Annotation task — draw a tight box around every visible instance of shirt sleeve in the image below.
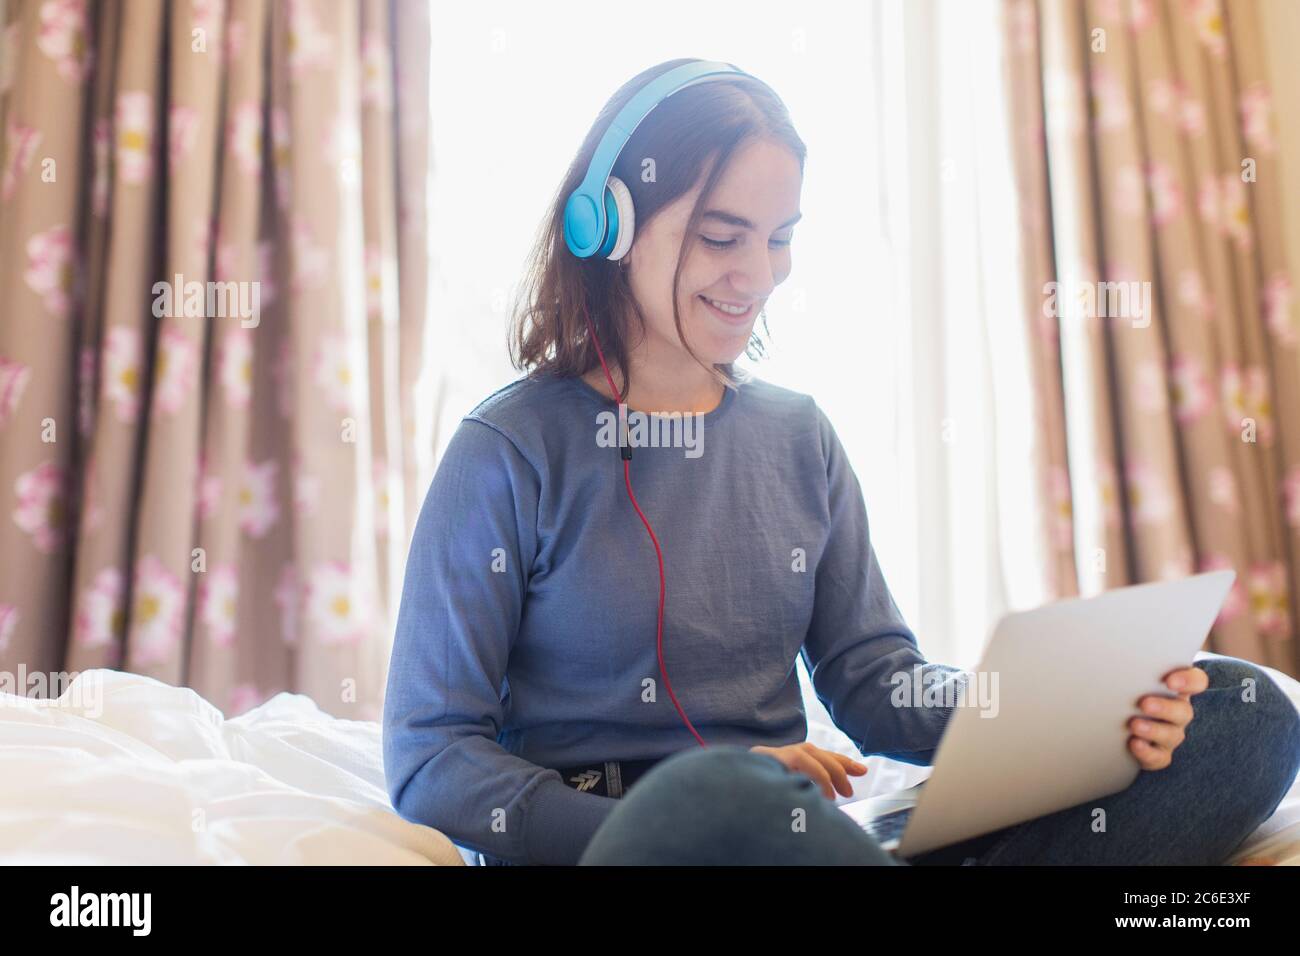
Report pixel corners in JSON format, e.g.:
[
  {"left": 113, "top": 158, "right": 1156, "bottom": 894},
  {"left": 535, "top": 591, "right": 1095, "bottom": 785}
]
[
  {"left": 800, "top": 406, "right": 970, "bottom": 766},
  {"left": 382, "top": 417, "right": 619, "bottom": 865}
]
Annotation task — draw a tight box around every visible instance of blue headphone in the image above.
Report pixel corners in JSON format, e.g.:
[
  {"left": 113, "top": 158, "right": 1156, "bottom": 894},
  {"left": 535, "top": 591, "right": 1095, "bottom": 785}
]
[{"left": 562, "top": 60, "right": 780, "bottom": 261}]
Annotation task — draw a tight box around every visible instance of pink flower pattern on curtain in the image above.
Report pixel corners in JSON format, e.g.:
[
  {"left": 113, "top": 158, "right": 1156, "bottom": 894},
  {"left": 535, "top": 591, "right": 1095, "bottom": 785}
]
[
  {"left": 1004, "top": 0, "right": 1299, "bottom": 676},
  {"left": 0, "top": 0, "right": 432, "bottom": 717}
]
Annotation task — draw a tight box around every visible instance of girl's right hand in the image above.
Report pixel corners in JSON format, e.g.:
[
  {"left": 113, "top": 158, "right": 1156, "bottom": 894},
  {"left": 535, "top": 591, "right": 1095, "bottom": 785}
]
[{"left": 749, "top": 742, "right": 868, "bottom": 800}]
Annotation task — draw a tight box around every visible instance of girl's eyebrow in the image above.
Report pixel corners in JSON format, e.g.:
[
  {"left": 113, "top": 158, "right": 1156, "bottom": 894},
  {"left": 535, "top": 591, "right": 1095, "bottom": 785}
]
[{"left": 702, "top": 209, "right": 803, "bottom": 230}]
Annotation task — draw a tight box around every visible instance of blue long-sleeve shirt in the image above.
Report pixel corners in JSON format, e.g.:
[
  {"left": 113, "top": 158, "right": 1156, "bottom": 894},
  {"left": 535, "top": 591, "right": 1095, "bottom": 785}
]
[{"left": 382, "top": 370, "right": 967, "bottom": 865}]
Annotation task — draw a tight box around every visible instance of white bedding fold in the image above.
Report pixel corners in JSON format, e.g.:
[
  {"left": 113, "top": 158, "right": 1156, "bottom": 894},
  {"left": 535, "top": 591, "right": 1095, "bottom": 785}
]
[{"left": 0, "top": 669, "right": 464, "bottom": 865}]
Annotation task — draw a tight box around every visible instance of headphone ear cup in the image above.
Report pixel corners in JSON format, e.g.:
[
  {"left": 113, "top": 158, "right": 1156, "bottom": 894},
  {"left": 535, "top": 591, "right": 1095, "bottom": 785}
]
[{"left": 604, "top": 175, "right": 636, "bottom": 261}]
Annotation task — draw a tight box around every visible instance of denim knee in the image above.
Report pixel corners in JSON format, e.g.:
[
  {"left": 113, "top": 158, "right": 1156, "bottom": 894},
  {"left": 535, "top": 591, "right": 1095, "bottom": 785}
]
[
  {"left": 578, "top": 745, "right": 798, "bottom": 865},
  {"left": 1197, "top": 657, "right": 1299, "bottom": 719},
  {"left": 1194, "top": 656, "right": 1300, "bottom": 805},
  {"left": 582, "top": 743, "right": 893, "bottom": 866},
  {"left": 634, "top": 745, "right": 783, "bottom": 799}
]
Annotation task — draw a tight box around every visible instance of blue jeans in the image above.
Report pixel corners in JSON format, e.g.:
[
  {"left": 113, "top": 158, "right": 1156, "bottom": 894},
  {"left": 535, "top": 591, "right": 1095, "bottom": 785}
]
[{"left": 578, "top": 657, "right": 1300, "bottom": 865}]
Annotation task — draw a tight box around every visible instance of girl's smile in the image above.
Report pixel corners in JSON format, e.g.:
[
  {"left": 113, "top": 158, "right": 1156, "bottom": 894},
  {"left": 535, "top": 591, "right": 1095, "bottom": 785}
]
[{"left": 697, "top": 293, "right": 758, "bottom": 327}]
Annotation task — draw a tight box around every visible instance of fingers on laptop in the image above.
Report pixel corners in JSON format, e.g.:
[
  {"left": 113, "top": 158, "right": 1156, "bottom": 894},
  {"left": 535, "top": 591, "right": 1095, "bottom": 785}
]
[
  {"left": 755, "top": 743, "right": 868, "bottom": 800},
  {"left": 798, "top": 748, "right": 861, "bottom": 800},
  {"left": 1163, "top": 665, "right": 1209, "bottom": 696},
  {"left": 1128, "top": 734, "right": 1174, "bottom": 770},
  {"left": 1129, "top": 714, "right": 1186, "bottom": 750},
  {"left": 1128, "top": 698, "right": 1188, "bottom": 769},
  {"left": 1138, "top": 693, "right": 1193, "bottom": 727}
]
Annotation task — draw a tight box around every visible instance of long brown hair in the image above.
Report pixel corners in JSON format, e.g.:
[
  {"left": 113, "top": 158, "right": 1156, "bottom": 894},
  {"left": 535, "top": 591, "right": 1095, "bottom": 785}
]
[{"left": 508, "top": 58, "right": 806, "bottom": 396}]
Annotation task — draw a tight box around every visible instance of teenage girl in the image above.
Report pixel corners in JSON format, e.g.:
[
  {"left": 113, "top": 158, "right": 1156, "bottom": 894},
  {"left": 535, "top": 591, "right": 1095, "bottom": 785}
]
[{"left": 382, "top": 59, "right": 1300, "bottom": 866}]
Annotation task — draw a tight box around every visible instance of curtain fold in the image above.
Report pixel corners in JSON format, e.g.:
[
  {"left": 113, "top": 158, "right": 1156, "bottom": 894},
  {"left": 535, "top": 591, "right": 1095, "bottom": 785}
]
[
  {"left": 884, "top": 0, "right": 1058, "bottom": 667},
  {"left": 0, "top": 0, "right": 431, "bottom": 716},
  {"left": 1004, "top": 0, "right": 1299, "bottom": 676}
]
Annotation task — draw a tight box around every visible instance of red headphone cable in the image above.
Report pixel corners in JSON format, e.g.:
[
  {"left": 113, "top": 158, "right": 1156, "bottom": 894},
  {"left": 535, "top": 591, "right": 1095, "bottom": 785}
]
[{"left": 579, "top": 296, "right": 708, "bottom": 749}]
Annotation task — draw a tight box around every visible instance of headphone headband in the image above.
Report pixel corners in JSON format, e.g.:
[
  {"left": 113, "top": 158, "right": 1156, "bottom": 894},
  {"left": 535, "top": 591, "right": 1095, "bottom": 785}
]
[{"left": 563, "top": 60, "right": 780, "bottom": 259}]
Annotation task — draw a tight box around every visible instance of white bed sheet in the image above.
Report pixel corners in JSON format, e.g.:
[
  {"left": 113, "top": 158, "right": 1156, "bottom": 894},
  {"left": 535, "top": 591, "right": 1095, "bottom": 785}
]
[{"left": 0, "top": 668, "right": 464, "bottom": 865}]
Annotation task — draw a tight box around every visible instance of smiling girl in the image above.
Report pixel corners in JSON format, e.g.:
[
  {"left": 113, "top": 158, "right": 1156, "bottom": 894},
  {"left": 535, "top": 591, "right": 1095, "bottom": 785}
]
[{"left": 382, "top": 59, "right": 1300, "bottom": 867}]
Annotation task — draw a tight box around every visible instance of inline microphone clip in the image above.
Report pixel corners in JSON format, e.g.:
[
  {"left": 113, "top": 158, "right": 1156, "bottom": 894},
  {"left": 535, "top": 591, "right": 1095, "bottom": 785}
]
[{"left": 618, "top": 402, "right": 632, "bottom": 460}]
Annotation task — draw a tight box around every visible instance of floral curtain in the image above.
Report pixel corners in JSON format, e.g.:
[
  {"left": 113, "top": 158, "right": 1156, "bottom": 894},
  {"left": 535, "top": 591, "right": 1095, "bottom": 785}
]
[
  {"left": 1004, "top": 0, "right": 1299, "bottom": 676},
  {"left": 0, "top": 0, "right": 431, "bottom": 717}
]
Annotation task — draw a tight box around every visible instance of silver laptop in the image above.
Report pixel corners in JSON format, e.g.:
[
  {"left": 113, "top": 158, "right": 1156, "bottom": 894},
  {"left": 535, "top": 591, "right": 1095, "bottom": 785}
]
[{"left": 838, "top": 570, "right": 1236, "bottom": 860}]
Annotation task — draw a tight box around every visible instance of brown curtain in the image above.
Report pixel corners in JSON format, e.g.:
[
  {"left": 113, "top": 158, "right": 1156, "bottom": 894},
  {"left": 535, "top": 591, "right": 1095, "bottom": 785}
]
[
  {"left": 1004, "top": 0, "right": 1299, "bottom": 676},
  {"left": 0, "top": 0, "right": 431, "bottom": 717}
]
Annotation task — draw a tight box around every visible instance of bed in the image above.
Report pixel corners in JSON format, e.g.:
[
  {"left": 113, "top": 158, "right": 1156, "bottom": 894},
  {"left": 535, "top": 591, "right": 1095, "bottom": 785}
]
[
  {"left": 0, "top": 650, "right": 1296, "bottom": 865},
  {"left": 0, "top": 669, "right": 465, "bottom": 865}
]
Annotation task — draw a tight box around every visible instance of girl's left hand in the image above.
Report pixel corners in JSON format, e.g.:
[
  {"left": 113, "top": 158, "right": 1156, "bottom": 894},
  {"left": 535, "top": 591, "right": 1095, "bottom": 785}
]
[{"left": 1129, "top": 665, "right": 1209, "bottom": 770}]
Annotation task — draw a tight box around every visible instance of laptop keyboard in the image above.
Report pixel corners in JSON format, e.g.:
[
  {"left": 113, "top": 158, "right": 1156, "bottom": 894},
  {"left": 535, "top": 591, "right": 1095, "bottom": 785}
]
[{"left": 862, "top": 806, "right": 913, "bottom": 845}]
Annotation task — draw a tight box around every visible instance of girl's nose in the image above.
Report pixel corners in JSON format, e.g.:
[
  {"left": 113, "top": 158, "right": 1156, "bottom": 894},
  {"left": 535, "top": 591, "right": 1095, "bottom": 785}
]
[{"left": 734, "top": 247, "right": 776, "bottom": 300}]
